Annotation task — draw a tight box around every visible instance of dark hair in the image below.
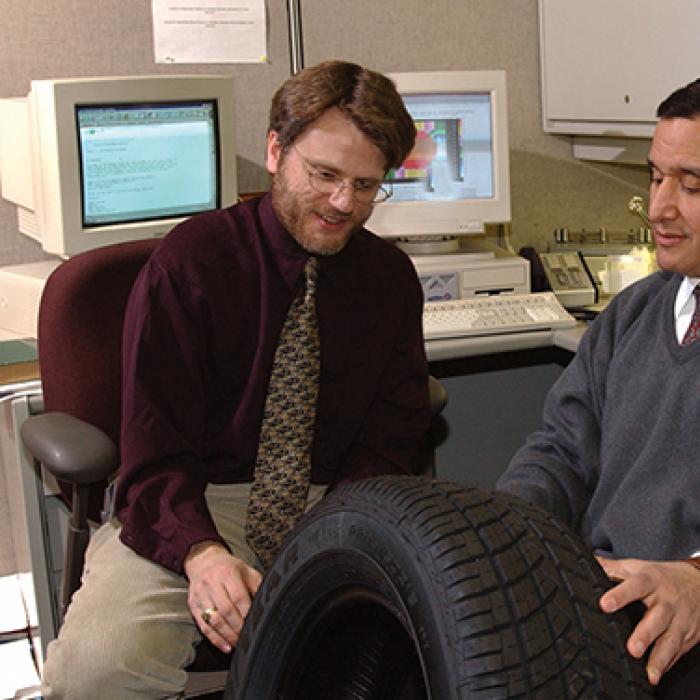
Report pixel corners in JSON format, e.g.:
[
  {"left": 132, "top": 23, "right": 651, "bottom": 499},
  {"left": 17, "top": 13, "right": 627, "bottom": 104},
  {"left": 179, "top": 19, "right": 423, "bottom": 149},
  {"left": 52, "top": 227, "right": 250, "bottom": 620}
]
[
  {"left": 268, "top": 60, "right": 416, "bottom": 171},
  {"left": 657, "top": 78, "right": 700, "bottom": 119}
]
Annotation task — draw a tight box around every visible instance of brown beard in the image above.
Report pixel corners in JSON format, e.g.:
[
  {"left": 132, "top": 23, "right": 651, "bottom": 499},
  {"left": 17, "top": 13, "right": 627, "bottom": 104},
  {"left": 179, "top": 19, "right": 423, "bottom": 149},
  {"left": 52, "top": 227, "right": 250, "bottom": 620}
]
[{"left": 270, "top": 166, "right": 369, "bottom": 256}]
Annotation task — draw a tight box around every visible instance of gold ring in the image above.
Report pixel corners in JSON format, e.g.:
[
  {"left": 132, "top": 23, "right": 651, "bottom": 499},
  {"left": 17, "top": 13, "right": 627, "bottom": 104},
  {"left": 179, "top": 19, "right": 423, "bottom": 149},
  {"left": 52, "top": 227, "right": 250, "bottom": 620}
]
[{"left": 201, "top": 607, "right": 217, "bottom": 625}]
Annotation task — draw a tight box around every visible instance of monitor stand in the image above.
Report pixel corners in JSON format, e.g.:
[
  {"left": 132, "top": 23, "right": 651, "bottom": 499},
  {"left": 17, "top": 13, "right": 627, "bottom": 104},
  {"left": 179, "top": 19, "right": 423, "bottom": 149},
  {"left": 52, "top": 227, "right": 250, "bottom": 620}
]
[
  {"left": 394, "top": 235, "right": 461, "bottom": 256},
  {"left": 394, "top": 235, "right": 500, "bottom": 260}
]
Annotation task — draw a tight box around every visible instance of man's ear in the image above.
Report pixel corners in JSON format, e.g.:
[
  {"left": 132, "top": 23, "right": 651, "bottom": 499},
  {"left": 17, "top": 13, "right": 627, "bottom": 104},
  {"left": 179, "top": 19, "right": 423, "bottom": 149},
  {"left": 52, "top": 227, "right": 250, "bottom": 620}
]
[{"left": 266, "top": 131, "right": 283, "bottom": 175}]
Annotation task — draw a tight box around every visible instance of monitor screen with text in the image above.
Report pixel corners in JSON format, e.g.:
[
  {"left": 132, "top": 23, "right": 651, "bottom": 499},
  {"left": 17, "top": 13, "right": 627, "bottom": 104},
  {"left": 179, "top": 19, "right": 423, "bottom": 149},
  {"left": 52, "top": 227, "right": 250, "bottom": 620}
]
[{"left": 76, "top": 101, "right": 220, "bottom": 227}]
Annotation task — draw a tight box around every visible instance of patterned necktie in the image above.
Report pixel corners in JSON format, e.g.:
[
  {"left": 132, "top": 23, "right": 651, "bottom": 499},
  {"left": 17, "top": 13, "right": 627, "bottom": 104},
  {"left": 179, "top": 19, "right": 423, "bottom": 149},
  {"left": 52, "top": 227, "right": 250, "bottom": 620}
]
[
  {"left": 245, "top": 257, "right": 320, "bottom": 567},
  {"left": 681, "top": 285, "right": 700, "bottom": 346}
]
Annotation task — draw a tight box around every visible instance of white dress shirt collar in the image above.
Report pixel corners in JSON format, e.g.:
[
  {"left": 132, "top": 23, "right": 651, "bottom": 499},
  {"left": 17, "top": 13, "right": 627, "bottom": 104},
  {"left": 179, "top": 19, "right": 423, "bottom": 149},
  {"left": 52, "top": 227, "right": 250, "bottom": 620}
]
[{"left": 675, "top": 276, "right": 700, "bottom": 344}]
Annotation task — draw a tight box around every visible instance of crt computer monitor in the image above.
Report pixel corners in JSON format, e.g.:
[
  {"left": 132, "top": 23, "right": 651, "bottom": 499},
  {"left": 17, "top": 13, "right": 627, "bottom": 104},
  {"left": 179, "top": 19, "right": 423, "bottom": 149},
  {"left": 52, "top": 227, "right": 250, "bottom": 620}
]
[
  {"left": 0, "top": 74, "right": 237, "bottom": 257},
  {"left": 366, "top": 70, "right": 511, "bottom": 240}
]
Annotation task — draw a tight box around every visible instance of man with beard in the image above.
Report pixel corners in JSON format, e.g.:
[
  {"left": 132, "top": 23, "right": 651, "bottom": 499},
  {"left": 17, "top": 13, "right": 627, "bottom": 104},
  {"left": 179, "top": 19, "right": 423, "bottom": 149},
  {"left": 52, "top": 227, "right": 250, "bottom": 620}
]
[
  {"left": 497, "top": 77, "right": 700, "bottom": 698},
  {"left": 42, "top": 60, "right": 430, "bottom": 699}
]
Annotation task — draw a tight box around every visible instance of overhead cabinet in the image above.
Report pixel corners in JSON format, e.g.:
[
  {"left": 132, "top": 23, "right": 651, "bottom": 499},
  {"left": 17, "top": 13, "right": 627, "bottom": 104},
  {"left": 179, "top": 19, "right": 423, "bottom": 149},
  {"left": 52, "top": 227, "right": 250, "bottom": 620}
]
[{"left": 539, "top": 0, "right": 700, "bottom": 137}]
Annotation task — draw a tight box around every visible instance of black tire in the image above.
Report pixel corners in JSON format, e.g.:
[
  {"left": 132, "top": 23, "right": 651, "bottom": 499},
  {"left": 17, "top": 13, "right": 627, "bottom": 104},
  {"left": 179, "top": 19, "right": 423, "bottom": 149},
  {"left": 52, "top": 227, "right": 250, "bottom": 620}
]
[{"left": 226, "top": 476, "right": 652, "bottom": 699}]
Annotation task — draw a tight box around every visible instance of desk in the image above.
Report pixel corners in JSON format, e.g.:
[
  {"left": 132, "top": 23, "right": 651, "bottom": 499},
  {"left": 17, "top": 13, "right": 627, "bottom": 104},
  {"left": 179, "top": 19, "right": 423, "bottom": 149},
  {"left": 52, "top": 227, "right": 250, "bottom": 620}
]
[{"left": 427, "top": 323, "right": 586, "bottom": 490}]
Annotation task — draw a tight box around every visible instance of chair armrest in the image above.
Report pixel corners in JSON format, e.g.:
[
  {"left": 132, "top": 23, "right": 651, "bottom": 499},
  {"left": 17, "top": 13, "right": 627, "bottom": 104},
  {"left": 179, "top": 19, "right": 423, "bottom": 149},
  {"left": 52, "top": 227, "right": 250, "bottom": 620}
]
[
  {"left": 20, "top": 411, "right": 119, "bottom": 485},
  {"left": 428, "top": 375, "right": 448, "bottom": 417}
]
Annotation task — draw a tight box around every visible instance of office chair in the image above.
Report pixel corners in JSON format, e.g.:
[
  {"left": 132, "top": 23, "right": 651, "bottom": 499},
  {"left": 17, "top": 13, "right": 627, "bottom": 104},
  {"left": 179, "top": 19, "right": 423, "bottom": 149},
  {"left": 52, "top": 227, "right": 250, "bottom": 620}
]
[{"left": 18, "top": 237, "right": 447, "bottom": 696}]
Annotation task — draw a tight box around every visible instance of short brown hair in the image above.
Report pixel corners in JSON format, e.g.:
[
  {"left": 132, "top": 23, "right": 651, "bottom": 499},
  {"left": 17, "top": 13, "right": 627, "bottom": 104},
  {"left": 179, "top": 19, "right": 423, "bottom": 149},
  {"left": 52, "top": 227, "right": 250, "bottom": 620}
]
[{"left": 268, "top": 60, "right": 416, "bottom": 171}]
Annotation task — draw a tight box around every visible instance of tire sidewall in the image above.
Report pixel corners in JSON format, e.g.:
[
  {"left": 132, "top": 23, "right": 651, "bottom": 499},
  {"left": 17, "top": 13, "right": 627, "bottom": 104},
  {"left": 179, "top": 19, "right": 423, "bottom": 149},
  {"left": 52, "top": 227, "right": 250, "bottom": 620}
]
[{"left": 230, "top": 489, "right": 457, "bottom": 698}]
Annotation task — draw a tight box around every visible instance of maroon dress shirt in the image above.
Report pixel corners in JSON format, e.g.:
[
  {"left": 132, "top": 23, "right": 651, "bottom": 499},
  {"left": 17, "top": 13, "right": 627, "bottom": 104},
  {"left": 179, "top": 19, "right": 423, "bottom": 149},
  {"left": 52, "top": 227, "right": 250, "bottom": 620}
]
[{"left": 115, "top": 193, "right": 430, "bottom": 573}]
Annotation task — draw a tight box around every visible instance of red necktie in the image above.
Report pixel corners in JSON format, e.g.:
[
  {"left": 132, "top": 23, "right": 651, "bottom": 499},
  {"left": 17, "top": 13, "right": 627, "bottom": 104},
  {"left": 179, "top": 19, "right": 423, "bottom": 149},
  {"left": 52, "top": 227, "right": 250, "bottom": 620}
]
[{"left": 681, "top": 286, "right": 700, "bottom": 346}]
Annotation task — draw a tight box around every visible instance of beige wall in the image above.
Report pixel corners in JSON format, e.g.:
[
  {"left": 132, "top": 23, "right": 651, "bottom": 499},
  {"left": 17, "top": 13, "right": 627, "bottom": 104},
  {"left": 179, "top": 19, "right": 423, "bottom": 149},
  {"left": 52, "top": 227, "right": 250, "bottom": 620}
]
[{"left": 0, "top": 0, "right": 648, "bottom": 265}]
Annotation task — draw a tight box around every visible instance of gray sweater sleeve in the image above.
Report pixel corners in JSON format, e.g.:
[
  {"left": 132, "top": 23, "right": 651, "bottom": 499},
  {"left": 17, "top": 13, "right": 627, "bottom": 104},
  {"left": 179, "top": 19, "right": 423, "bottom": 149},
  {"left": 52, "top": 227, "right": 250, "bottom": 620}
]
[
  {"left": 495, "top": 322, "right": 605, "bottom": 529},
  {"left": 495, "top": 272, "right": 672, "bottom": 530}
]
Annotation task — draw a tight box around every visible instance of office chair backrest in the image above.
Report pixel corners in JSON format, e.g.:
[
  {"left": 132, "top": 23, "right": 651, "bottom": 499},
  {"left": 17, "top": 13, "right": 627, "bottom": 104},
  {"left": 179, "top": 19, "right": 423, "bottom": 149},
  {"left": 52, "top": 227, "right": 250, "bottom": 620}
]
[
  {"left": 37, "top": 239, "right": 160, "bottom": 515},
  {"left": 39, "top": 239, "right": 161, "bottom": 442}
]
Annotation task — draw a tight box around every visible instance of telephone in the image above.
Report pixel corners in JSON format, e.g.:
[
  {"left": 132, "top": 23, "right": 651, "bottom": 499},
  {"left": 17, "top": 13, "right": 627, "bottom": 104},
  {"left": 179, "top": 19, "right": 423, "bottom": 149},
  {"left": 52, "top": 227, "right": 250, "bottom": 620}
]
[{"left": 519, "top": 248, "right": 597, "bottom": 309}]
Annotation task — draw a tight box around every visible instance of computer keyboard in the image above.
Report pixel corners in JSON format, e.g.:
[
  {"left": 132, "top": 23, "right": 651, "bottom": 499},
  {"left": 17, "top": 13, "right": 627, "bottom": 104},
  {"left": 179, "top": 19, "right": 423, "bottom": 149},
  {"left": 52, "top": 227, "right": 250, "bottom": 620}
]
[{"left": 423, "top": 292, "right": 576, "bottom": 340}]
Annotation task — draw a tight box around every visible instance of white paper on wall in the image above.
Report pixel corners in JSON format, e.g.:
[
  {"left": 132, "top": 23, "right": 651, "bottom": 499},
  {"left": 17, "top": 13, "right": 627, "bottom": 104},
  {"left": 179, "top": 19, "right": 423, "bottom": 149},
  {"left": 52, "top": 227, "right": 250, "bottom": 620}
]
[{"left": 152, "top": 0, "right": 268, "bottom": 64}]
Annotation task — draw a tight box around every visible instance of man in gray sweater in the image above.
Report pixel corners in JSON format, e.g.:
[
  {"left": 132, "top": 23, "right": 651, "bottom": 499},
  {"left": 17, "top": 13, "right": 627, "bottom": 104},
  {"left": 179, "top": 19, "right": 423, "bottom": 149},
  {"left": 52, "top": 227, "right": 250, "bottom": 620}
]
[{"left": 497, "top": 78, "right": 700, "bottom": 695}]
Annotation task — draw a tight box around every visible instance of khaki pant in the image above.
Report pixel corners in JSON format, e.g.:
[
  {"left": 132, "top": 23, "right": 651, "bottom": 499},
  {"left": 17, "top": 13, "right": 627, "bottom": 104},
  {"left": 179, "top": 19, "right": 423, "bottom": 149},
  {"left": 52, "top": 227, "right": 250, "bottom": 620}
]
[{"left": 41, "top": 482, "right": 326, "bottom": 699}]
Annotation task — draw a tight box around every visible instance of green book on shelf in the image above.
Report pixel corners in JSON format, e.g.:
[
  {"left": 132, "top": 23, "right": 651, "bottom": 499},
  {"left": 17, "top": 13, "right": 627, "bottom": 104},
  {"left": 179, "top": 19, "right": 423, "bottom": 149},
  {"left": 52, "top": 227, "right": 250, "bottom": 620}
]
[{"left": 0, "top": 340, "right": 37, "bottom": 366}]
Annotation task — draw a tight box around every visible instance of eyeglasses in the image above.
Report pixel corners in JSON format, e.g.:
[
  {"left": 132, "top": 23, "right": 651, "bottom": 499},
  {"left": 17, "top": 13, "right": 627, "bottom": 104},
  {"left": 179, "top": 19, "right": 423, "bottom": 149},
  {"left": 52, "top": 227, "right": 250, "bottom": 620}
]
[{"left": 292, "top": 146, "right": 392, "bottom": 204}]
